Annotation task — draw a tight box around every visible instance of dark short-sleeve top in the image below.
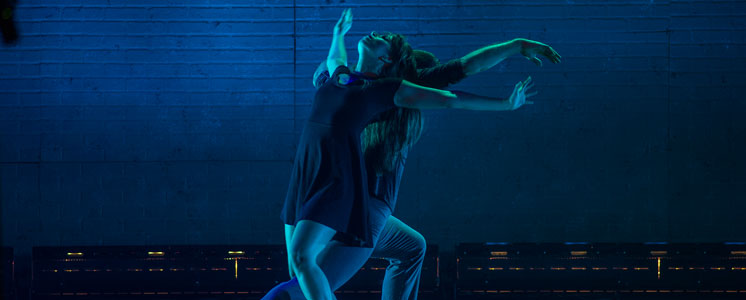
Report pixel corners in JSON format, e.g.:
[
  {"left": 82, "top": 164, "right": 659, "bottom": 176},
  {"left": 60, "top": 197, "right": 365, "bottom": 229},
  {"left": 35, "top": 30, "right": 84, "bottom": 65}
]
[
  {"left": 413, "top": 58, "right": 467, "bottom": 89},
  {"left": 281, "top": 65, "right": 404, "bottom": 248}
]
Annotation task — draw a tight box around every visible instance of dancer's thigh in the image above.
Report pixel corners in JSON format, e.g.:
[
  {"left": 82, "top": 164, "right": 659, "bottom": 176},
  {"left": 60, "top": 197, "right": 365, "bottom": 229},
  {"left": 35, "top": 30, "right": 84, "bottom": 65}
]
[
  {"left": 272, "top": 201, "right": 391, "bottom": 299},
  {"left": 370, "top": 216, "right": 426, "bottom": 260},
  {"left": 262, "top": 240, "right": 376, "bottom": 300},
  {"left": 289, "top": 220, "right": 337, "bottom": 266}
]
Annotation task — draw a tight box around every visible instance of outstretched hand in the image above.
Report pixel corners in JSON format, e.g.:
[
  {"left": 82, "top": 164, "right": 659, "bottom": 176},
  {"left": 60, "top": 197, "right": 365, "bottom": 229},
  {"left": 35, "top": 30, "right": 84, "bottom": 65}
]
[
  {"left": 507, "top": 76, "right": 538, "bottom": 110},
  {"left": 334, "top": 8, "right": 353, "bottom": 36},
  {"left": 516, "top": 38, "right": 562, "bottom": 67}
]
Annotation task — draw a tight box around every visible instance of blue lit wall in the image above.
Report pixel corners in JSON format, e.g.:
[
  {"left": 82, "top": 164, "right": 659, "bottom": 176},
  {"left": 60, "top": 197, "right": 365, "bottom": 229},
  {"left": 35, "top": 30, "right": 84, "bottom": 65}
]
[{"left": 1, "top": 0, "right": 745, "bottom": 288}]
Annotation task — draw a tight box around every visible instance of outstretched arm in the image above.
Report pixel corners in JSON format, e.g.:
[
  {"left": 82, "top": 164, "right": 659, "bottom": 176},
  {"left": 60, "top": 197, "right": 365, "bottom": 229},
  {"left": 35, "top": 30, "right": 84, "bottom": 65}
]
[
  {"left": 327, "top": 8, "right": 352, "bottom": 75},
  {"left": 460, "top": 38, "right": 562, "bottom": 76},
  {"left": 393, "top": 76, "right": 537, "bottom": 111}
]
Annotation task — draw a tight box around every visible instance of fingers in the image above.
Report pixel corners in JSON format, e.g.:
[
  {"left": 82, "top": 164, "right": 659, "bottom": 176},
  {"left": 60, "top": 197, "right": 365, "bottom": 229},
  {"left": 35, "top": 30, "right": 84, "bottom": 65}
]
[
  {"left": 544, "top": 46, "right": 561, "bottom": 63},
  {"left": 526, "top": 56, "right": 542, "bottom": 67},
  {"left": 520, "top": 76, "right": 538, "bottom": 99},
  {"left": 515, "top": 76, "right": 533, "bottom": 93},
  {"left": 341, "top": 8, "right": 352, "bottom": 22},
  {"left": 523, "top": 76, "right": 532, "bottom": 86}
]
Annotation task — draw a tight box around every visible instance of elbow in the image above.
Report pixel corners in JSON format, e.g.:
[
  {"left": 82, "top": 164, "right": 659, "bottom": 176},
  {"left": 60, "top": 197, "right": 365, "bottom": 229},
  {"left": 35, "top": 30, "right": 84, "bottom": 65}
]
[
  {"left": 444, "top": 91, "right": 460, "bottom": 109},
  {"left": 459, "top": 57, "right": 482, "bottom": 77},
  {"left": 442, "top": 93, "right": 458, "bottom": 109}
]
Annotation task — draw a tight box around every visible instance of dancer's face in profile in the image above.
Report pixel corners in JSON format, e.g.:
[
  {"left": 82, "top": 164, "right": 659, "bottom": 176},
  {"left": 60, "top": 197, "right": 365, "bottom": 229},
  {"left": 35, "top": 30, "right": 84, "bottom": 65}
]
[{"left": 358, "top": 31, "right": 392, "bottom": 68}]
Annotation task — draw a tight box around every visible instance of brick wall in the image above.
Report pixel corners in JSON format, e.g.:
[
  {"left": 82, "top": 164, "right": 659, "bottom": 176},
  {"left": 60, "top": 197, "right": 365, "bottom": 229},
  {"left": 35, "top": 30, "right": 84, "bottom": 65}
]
[{"left": 1, "top": 0, "right": 745, "bottom": 295}]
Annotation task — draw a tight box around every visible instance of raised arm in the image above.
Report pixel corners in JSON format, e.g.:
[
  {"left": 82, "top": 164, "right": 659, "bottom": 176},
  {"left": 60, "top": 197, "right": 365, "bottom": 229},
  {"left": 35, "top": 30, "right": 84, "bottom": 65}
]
[
  {"left": 460, "top": 38, "right": 562, "bottom": 76},
  {"left": 393, "top": 76, "right": 536, "bottom": 111},
  {"left": 327, "top": 8, "right": 352, "bottom": 75}
]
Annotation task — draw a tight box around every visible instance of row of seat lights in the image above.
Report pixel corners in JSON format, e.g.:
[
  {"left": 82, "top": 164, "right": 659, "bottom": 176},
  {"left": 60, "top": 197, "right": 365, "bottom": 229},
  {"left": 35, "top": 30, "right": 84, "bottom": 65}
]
[
  {"left": 45, "top": 267, "right": 272, "bottom": 272},
  {"left": 66, "top": 251, "right": 247, "bottom": 257},
  {"left": 466, "top": 266, "right": 746, "bottom": 271},
  {"left": 462, "top": 289, "right": 746, "bottom": 293},
  {"left": 65, "top": 250, "right": 746, "bottom": 257},
  {"left": 38, "top": 290, "right": 387, "bottom": 296},
  {"left": 490, "top": 250, "right": 746, "bottom": 256},
  {"left": 46, "top": 266, "right": 391, "bottom": 272}
]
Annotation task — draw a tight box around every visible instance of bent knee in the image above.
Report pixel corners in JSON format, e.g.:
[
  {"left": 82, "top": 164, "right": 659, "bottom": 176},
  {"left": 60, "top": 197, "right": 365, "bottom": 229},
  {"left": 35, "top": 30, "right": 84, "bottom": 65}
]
[
  {"left": 289, "top": 247, "right": 316, "bottom": 270},
  {"left": 407, "top": 232, "right": 426, "bottom": 260},
  {"left": 415, "top": 235, "right": 427, "bottom": 258}
]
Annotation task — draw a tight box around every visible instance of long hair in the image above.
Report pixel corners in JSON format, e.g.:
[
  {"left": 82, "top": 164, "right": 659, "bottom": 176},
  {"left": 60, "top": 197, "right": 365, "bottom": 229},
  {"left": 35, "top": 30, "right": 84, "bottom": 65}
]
[{"left": 362, "top": 33, "right": 425, "bottom": 175}]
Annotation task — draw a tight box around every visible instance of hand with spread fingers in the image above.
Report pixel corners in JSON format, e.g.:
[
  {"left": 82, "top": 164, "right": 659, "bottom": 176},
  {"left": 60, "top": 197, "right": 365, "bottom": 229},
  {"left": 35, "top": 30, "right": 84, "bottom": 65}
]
[
  {"left": 515, "top": 38, "right": 562, "bottom": 67},
  {"left": 333, "top": 8, "right": 353, "bottom": 36},
  {"left": 507, "top": 76, "right": 539, "bottom": 110}
]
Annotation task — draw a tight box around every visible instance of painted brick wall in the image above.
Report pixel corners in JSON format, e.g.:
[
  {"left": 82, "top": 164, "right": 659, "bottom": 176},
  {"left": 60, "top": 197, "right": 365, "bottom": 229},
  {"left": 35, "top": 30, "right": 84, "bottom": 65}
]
[{"left": 1, "top": 0, "right": 745, "bottom": 295}]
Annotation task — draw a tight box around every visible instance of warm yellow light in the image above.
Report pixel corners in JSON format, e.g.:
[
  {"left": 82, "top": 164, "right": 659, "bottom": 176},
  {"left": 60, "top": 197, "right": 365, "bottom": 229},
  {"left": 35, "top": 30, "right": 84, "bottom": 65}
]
[
  {"left": 490, "top": 251, "right": 508, "bottom": 256},
  {"left": 66, "top": 252, "right": 83, "bottom": 257},
  {"left": 730, "top": 251, "right": 746, "bottom": 255},
  {"left": 657, "top": 257, "right": 661, "bottom": 279},
  {"left": 148, "top": 251, "right": 164, "bottom": 256},
  {"left": 228, "top": 251, "right": 245, "bottom": 255},
  {"left": 234, "top": 259, "right": 238, "bottom": 279}
]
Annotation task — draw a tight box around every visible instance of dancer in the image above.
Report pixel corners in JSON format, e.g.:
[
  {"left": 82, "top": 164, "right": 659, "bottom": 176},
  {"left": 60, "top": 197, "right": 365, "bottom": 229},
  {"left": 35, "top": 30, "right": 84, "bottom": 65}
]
[
  {"left": 265, "top": 46, "right": 558, "bottom": 300},
  {"left": 264, "top": 50, "right": 464, "bottom": 300},
  {"left": 277, "top": 8, "right": 557, "bottom": 300}
]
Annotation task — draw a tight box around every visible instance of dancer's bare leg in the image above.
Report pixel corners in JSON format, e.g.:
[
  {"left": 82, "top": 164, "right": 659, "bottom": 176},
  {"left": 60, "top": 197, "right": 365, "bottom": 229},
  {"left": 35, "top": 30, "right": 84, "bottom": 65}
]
[
  {"left": 289, "top": 220, "right": 337, "bottom": 300},
  {"left": 264, "top": 199, "right": 391, "bottom": 300},
  {"left": 264, "top": 217, "right": 425, "bottom": 300}
]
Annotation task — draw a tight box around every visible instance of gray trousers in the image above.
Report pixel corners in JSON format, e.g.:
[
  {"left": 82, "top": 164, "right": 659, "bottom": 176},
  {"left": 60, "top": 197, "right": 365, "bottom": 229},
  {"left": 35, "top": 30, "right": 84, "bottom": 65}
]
[{"left": 263, "top": 199, "right": 427, "bottom": 300}]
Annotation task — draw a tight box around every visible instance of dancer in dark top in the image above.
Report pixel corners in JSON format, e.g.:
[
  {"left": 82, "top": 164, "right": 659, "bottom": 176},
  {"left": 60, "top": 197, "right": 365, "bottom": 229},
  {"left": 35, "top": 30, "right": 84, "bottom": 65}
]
[
  {"left": 266, "top": 49, "right": 558, "bottom": 300},
  {"left": 264, "top": 51, "right": 465, "bottom": 300},
  {"left": 279, "top": 8, "right": 560, "bottom": 300}
]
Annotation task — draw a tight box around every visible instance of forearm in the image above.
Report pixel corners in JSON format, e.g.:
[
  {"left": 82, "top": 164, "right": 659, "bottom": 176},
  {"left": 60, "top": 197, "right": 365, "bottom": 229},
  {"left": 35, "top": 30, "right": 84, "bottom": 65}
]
[
  {"left": 450, "top": 90, "right": 512, "bottom": 111},
  {"left": 327, "top": 33, "right": 347, "bottom": 65},
  {"left": 460, "top": 39, "right": 521, "bottom": 76}
]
